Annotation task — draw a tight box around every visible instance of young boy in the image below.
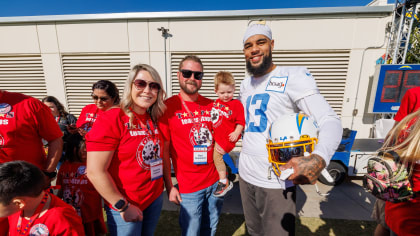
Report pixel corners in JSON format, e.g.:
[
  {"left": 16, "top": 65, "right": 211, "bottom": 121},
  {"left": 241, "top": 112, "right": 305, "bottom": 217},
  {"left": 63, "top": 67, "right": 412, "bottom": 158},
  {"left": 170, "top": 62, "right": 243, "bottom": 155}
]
[
  {"left": 0, "top": 161, "right": 85, "bottom": 235},
  {"left": 211, "top": 71, "right": 245, "bottom": 197}
]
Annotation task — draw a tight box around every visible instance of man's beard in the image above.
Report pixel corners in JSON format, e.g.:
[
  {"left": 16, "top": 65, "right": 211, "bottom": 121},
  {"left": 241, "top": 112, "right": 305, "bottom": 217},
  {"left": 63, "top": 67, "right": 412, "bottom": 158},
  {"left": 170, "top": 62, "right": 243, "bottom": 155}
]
[
  {"left": 246, "top": 52, "right": 273, "bottom": 77},
  {"left": 180, "top": 80, "right": 200, "bottom": 95}
]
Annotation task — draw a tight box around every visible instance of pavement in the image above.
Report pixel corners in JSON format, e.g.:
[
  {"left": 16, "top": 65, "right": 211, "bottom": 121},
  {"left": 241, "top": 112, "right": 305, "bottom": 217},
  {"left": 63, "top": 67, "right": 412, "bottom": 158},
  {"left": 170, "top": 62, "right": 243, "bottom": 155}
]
[{"left": 162, "top": 176, "right": 377, "bottom": 221}]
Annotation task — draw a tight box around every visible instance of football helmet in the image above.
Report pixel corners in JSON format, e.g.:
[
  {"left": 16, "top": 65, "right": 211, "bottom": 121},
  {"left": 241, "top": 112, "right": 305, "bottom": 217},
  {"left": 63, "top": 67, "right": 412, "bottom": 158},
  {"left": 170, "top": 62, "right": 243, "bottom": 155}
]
[{"left": 266, "top": 113, "right": 319, "bottom": 178}]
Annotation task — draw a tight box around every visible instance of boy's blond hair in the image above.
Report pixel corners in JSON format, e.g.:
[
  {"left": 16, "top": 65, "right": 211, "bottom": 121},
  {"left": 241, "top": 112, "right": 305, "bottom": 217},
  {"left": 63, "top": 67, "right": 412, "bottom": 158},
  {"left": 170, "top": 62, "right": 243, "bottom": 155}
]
[{"left": 214, "top": 71, "right": 235, "bottom": 90}]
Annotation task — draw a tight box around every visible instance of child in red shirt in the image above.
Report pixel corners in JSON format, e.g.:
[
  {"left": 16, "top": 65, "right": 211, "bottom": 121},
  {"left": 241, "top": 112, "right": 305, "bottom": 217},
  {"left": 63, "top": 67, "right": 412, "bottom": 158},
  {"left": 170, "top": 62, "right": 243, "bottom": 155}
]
[
  {"left": 0, "top": 161, "right": 84, "bottom": 235},
  {"left": 211, "top": 71, "right": 245, "bottom": 197},
  {"left": 57, "top": 134, "right": 107, "bottom": 236}
]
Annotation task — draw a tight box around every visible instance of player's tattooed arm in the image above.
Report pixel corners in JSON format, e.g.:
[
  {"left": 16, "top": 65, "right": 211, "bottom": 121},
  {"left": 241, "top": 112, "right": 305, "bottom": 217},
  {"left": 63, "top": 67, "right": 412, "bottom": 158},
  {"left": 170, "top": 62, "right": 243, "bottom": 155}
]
[{"left": 281, "top": 153, "right": 326, "bottom": 185}]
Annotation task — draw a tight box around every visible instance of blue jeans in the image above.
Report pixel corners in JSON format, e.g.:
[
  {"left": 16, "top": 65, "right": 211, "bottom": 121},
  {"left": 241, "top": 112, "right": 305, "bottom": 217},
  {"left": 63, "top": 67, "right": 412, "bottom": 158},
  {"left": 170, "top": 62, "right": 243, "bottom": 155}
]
[
  {"left": 105, "top": 194, "right": 163, "bottom": 236},
  {"left": 179, "top": 181, "right": 224, "bottom": 236}
]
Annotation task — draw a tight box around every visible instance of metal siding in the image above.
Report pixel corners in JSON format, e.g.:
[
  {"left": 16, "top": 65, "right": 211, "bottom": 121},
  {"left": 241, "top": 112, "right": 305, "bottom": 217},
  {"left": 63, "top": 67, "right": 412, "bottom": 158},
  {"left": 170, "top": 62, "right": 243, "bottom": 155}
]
[
  {"left": 62, "top": 53, "right": 131, "bottom": 116},
  {"left": 171, "top": 50, "right": 350, "bottom": 116},
  {"left": 0, "top": 55, "right": 47, "bottom": 99}
]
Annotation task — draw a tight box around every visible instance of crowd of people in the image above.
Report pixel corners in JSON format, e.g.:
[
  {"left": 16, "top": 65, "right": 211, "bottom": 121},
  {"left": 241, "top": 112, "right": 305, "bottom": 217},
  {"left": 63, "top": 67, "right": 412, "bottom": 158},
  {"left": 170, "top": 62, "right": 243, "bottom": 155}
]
[{"left": 0, "top": 23, "right": 417, "bottom": 236}]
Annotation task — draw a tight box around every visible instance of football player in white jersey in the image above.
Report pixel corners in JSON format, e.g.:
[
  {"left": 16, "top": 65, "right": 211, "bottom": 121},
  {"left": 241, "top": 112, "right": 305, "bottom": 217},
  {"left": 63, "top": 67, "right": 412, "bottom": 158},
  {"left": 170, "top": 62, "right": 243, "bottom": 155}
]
[{"left": 238, "top": 23, "right": 343, "bottom": 235}]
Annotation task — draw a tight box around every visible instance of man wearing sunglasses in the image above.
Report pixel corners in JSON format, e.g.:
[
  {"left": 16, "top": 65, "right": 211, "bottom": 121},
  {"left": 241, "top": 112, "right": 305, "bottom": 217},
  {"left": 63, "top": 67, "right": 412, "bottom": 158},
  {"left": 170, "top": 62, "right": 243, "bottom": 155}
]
[
  {"left": 159, "top": 55, "right": 223, "bottom": 236},
  {"left": 238, "top": 23, "right": 343, "bottom": 235}
]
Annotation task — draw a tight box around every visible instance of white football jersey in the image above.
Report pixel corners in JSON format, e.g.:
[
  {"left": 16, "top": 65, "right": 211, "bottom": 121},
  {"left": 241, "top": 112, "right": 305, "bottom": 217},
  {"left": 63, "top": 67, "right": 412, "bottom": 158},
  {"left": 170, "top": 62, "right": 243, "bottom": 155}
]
[{"left": 239, "top": 66, "right": 321, "bottom": 189}]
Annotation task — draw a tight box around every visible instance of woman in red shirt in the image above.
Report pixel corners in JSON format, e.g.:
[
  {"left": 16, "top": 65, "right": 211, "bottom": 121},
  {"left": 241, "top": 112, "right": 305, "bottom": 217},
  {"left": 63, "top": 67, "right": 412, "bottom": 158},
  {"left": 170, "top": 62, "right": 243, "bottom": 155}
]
[
  {"left": 381, "top": 109, "right": 420, "bottom": 236},
  {"left": 76, "top": 80, "right": 120, "bottom": 136},
  {"left": 86, "top": 64, "right": 169, "bottom": 235}
]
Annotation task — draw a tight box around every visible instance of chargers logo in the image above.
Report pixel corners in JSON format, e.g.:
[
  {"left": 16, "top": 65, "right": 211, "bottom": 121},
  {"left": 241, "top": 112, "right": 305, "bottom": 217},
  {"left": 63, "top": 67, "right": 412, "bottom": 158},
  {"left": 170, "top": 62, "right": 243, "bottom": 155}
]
[
  {"left": 29, "top": 224, "right": 49, "bottom": 235},
  {"left": 399, "top": 65, "right": 412, "bottom": 70},
  {"left": 296, "top": 114, "right": 309, "bottom": 135}
]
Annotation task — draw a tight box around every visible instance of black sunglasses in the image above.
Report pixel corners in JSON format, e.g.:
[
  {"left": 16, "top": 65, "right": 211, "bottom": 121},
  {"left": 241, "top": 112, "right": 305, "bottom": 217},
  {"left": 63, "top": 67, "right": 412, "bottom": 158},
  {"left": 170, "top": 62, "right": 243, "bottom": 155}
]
[
  {"left": 179, "top": 69, "right": 204, "bottom": 80},
  {"left": 133, "top": 79, "right": 161, "bottom": 92},
  {"left": 91, "top": 94, "right": 111, "bottom": 102}
]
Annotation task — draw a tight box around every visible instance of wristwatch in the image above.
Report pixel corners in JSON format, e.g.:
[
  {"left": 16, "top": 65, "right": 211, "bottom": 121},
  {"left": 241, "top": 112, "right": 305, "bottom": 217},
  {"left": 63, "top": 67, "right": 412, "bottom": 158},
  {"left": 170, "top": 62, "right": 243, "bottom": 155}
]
[
  {"left": 43, "top": 170, "right": 57, "bottom": 179},
  {"left": 113, "top": 198, "right": 127, "bottom": 211}
]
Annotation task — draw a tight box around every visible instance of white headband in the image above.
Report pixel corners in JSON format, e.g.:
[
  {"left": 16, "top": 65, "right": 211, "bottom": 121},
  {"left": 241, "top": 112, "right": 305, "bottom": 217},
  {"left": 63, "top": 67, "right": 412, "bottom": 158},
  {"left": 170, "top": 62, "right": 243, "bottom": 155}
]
[{"left": 243, "top": 24, "right": 272, "bottom": 44}]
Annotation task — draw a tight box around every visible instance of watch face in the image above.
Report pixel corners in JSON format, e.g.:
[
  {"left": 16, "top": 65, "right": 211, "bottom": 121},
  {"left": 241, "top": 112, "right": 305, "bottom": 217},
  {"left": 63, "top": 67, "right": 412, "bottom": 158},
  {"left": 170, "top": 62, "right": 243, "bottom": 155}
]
[{"left": 114, "top": 199, "right": 126, "bottom": 209}]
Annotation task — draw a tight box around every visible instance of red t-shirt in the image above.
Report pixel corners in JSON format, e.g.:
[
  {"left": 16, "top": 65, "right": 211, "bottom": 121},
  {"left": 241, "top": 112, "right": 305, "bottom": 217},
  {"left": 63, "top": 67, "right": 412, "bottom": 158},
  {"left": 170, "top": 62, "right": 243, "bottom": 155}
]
[
  {"left": 86, "top": 108, "right": 164, "bottom": 210},
  {"left": 8, "top": 194, "right": 85, "bottom": 236},
  {"left": 76, "top": 104, "right": 104, "bottom": 132},
  {"left": 0, "top": 91, "right": 63, "bottom": 169},
  {"left": 57, "top": 161, "right": 104, "bottom": 223},
  {"left": 212, "top": 99, "right": 245, "bottom": 153},
  {"left": 159, "top": 95, "right": 219, "bottom": 194},
  {"left": 385, "top": 116, "right": 420, "bottom": 236},
  {"left": 394, "top": 86, "right": 420, "bottom": 122}
]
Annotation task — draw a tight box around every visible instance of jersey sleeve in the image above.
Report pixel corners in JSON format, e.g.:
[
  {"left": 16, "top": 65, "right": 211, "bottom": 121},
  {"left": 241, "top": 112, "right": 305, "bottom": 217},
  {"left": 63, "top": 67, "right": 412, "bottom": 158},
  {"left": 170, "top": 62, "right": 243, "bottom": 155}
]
[
  {"left": 286, "top": 67, "right": 320, "bottom": 102},
  {"left": 85, "top": 109, "right": 121, "bottom": 151},
  {"left": 30, "top": 98, "right": 63, "bottom": 142}
]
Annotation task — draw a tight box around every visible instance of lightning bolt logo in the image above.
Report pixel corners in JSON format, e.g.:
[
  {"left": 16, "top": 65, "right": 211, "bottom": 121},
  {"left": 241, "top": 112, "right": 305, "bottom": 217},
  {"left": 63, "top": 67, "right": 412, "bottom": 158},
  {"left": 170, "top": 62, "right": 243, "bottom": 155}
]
[{"left": 296, "top": 114, "right": 308, "bottom": 135}]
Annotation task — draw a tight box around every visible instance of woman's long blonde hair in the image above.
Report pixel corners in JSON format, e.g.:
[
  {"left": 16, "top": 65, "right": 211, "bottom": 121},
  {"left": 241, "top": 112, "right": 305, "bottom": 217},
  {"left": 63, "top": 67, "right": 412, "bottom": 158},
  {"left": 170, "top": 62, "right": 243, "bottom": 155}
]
[
  {"left": 381, "top": 109, "right": 420, "bottom": 163},
  {"left": 120, "top": 64, "right": 166, "bottom": 127}
]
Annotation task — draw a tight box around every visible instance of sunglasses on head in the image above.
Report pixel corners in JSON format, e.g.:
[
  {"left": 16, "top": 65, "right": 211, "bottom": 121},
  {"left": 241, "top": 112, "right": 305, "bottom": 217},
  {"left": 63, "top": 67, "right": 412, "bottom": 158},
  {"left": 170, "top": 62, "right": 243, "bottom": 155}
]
[
  {"left": 91, "top": 94, "right": 111, "bottom": 102},
  {"left": 133, "top": 79, "right": 161, "bottom": 92},
  {"left": 179, "top": 69, "right": 204, "bottom": 80}
]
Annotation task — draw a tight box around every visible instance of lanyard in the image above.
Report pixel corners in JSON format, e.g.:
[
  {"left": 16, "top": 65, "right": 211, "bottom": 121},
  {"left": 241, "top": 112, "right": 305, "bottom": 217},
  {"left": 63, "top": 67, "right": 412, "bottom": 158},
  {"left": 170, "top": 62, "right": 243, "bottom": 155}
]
[
  {"left": 129, "top": 107, "right": 158, "bottom": 146},
  {"left": 178, "top": 94, "right": 202, "bottom": 124},
  {"left": 16, "top": 192, "right": 49, "bottom": 235}
]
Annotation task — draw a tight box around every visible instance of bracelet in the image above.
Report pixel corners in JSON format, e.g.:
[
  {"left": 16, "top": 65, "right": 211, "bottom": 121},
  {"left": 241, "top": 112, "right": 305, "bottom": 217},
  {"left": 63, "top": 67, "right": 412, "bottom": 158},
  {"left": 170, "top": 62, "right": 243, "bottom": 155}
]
[{"left": 120, "top": 203, "right": 130, "bottom": 212}]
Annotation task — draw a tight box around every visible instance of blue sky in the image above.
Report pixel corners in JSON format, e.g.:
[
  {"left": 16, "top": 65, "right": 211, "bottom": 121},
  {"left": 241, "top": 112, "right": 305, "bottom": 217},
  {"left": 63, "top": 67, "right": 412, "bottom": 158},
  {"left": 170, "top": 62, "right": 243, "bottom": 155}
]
[{"left": 0, "top": 0, "right": 392, "bottom": 17}]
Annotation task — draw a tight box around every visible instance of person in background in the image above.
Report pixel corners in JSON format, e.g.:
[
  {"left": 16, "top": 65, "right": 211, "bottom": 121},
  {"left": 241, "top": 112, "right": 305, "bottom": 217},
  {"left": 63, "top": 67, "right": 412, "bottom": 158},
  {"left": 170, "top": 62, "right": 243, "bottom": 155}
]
[
  {"left": 57, "top": 134, "right": 106, "bottom": 235},
  {"left": 211, "top": 71, "right": 245, "bottom": 197},
  {"left": 0, "top": 90, "right": 63, "bottom": 234},
  {"left": 381, "top": 109, "right": 420, "bottom": 236},
  {"left": 42, "top": 96, "right": 78, "bottom": 144},
  {"left": 86, "top": 64, "right": 168, "bottom": 235},
  {"left": 0, "top": 161, "right": 85, "bottom": 235},
  {"left": 372, "top": 85, "right": 420, "bottom": 236},
  {"left": 76, "top": 80, "right": 120, "bottom": 136}
]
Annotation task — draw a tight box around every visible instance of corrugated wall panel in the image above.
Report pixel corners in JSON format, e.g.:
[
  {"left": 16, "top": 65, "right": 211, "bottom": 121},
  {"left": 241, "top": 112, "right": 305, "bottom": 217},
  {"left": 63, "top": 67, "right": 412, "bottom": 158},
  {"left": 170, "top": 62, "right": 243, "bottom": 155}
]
[
  {"left": 171, "top": 50, "right": 350, "bottom": 116},
  {"left": 62, "top": 53, "right": 131, "bottom": 116},
  {"left": 0, "top": 55, "right": 47, "bottom": 99}
]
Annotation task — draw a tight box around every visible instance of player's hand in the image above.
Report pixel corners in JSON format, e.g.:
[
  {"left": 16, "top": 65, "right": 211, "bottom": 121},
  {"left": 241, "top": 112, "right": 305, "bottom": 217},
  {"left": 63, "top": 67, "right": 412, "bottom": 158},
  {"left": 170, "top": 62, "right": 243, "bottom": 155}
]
[
  {"left": 280, "top": 154, "right": 326, "bottom": 185},
  {"left": 120, "top": 204, "right": 143, "bottom": 222},
  {"left": 168, "top": 186, "right": 182, "bottom": 205},
  {"left": 228, "top": 131, "right": 240, "bottom": 142}
]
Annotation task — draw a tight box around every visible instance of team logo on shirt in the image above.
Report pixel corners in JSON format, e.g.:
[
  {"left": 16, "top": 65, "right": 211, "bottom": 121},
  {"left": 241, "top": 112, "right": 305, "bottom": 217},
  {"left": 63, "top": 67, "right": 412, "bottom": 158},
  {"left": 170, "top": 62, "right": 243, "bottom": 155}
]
[
  {"left": 265, "top": 76, "right": 288, "bottom": 93},
  {"left": 189, "top": 123, "right": 213, "bottom": 147},
  {"left": 29, "top": 224, "right": 49, "bottom": 235},
  {"left": 0, "top": 103, "right": 11, "bottom": 114},
  {"left": 77, "top": 166, "right": 86, "bottom": 176},
  {"left": 137, "top": 137, "right": 161, "bottom": 170}
]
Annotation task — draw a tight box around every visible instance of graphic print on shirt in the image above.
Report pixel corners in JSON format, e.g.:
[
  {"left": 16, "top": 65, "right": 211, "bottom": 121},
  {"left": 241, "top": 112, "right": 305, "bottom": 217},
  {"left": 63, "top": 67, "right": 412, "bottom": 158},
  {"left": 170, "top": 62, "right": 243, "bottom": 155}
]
[
  {"left": 189, "top": 123, "right": 212, "bottom": 147},
  {"left": 211, "top": 102, "right": 234, "bottom": 128},
  {"left": 62, "top": 166, "right": 86, "bottom": 217},
  {"left": 29, "top": 223, "right": 49, "bottom": 236},
  {"left": 0, "top": 134, "right": 4, "bottom": 147},
  {"left": 245, "top": 93, "right": 270, "bottom": 133},
  {"left": 136, "top": 136, "right": 161, "bottom": 170},
  {"left": 210, "top": 107, "right": 221, "bottom": 127},
  {"left": 81, "top": 113, "right": 98, "bottom": 131}
]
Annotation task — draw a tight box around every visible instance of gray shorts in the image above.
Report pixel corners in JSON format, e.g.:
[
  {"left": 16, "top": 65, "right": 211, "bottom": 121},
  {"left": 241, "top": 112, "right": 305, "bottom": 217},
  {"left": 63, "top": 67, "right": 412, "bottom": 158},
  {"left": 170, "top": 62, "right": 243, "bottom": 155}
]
[{"left": 239, "top": 176, "right": 296, "bottom": 236}]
